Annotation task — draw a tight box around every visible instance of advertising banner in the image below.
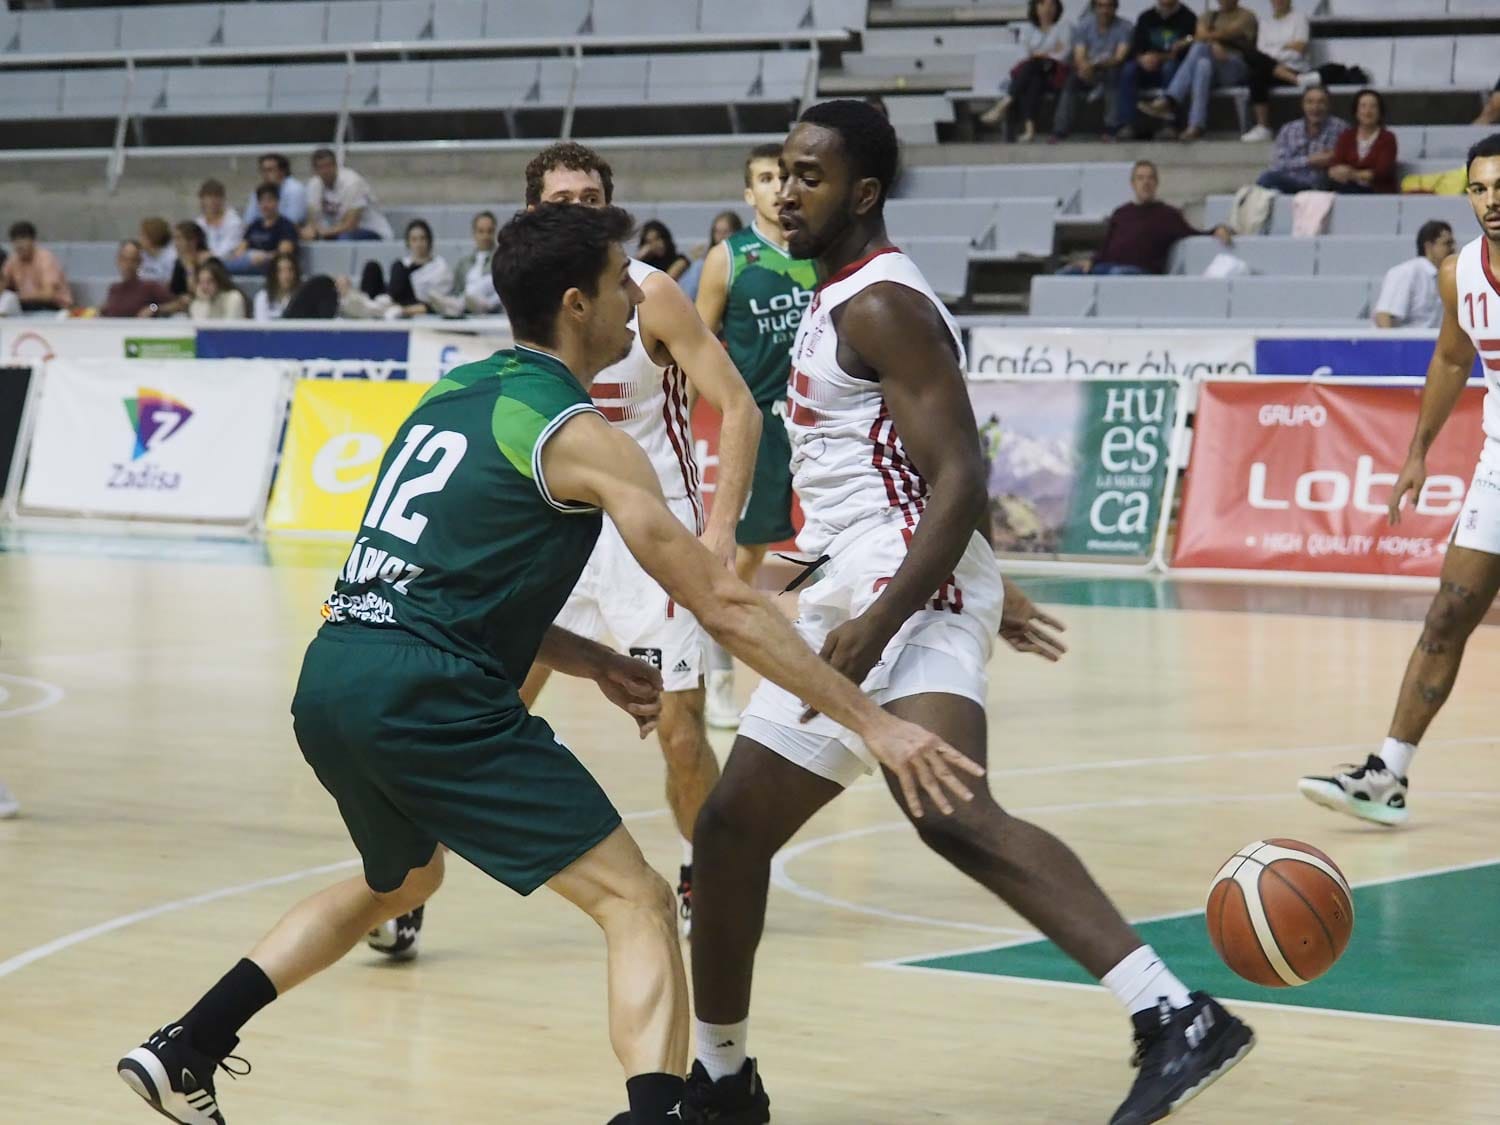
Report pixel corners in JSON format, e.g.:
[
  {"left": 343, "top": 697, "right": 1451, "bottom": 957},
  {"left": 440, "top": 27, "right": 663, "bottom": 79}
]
[
  {"left": 971, "top": 378, "right": 1177, "bottom": 560},
  {"left": 408, "top": 326, "right": 512, "bottom": 382},
  {"left": 265, "top": 378, "right": 427, "bottom": 534},
  {"left": 18, "top": 359, "right": 285, "bottom": 523},
  {"left": 195, "top": 326, "right": 411, "bottom": 379},
  {"left": 0, "top": 321, "right": 195, "bottom": 364},
  {"left": 1172, "top": 380, "right": 1486, "bottom": 577},
  {"left": 1254, "top": 335, "right": 1485, "bottom": 381},
  {"left": 969, "top": 328, "right": 1253, "bottom": 380}
]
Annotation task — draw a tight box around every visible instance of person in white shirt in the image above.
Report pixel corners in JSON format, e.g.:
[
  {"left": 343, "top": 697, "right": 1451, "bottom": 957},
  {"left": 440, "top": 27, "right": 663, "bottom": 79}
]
[
  {"left": 242, "top": 152, "right": 307, "bottom": 228},
  {"left": 301, "top": 148, "right": 394, "bottom": 242},
  {"left": 138, "top": 216, "right": 177, "bottom": 285},
  {"left": 340, "top": 218, "right": 456, "bottom": 319},
  {"left": 448, "top": 210, "right": 504, "bottom": 315},
  {"left": 188, "top": 259, "right": 248, "bottom": 320},
  {"left": 1374, "top": 220, "right": 1455, "bottom": 329},
  {"left": 253, "top": 252, "right": 301, "bottom": 321},
  {"left": 195, "top": 179, "right": 245, "bottom": 261},
  {"left": 1241, "top": 0, "right": 1320, "bottom": 141}
]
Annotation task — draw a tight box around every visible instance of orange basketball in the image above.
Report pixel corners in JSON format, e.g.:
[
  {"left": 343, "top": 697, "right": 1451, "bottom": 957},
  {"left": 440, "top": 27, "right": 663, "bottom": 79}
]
[{"left": 1205, "top": 838, "right": 1354, "bottom": 987}]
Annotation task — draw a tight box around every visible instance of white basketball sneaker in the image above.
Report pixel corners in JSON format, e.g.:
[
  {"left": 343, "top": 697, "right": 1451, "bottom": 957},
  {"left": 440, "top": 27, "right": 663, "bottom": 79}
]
[
  {"left": 366, "top": 905, "right": 423, "bottom": 960},
  {"left": 1298, "top": 757, "right": 1409, "bottom": 826},
  {"left": 0, "top": 783, "right": 19, "bottom": 819},
  {"left": 705, "top": 669, "right": 739, "bottom": 730}
]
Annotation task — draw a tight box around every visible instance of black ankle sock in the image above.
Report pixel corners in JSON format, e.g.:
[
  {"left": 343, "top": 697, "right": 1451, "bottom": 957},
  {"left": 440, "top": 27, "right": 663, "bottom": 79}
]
[
  {"left": 180, "top": 958, "right": 278, "bottom": 1059},
  {"left": 626, "top": 1072, "right": 686, "bottom": 1124}
]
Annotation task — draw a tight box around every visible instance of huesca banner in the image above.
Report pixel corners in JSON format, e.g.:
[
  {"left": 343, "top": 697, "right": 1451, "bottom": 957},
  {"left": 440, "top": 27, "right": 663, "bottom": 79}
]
[
  {"left": 1172, "top": 381, "right": 1487, "bottom": 577},
  {"left": 266, "top": 379, "right": 427, "bottom": 535}
]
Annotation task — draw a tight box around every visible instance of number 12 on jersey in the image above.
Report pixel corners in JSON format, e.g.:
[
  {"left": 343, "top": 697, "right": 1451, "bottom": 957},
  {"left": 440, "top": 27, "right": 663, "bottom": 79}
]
[{"left": 362, "top": 424, "right": 469, "bottom": 545}]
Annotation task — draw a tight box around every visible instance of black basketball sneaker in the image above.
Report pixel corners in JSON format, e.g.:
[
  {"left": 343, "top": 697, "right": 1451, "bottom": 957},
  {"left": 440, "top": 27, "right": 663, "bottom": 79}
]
[
  {"left": 1110, "top": 993, "right": 1254, "bottom": 1124},
  {"left": 366, "top": 904, "right": 424, "bottom": 960},
  {"left": 676, "top": 865, "right": 693, "bottom": 939},
  {"left": 117, "top": 1023, "right": 250, "bottom": 1124},
  {"left": 679, "top": 1059, "right": 770, "bottom": 1124}
]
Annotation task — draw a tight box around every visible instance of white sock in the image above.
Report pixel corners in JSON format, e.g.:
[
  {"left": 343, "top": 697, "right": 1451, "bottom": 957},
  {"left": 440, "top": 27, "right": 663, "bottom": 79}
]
[
  {"left": 681, "top": 838, "right": 694, "bottom": 867},
  {"left": 1378, "top": 737, "right": 1416, "bottom": 778},
  {"left": 1102, "top": 945, "right": 1193, "bottom": 1015},
  {"left": 694, "top": 1018, "right": 748, "bottom": 1081}
]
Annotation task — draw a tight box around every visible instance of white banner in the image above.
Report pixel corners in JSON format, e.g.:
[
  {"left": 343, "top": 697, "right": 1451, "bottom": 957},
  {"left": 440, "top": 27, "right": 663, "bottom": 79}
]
[
  {"left": 0, "top": 321, "right": 196, "bottom": 364},
  {"left": 407, "top": 325, "right": 512, "bottom": 382},
  {"left": 968, "top": 328, "right": 1255, "bottom": 380},
  {"left": 19, "top": 359, "right": 285, "bottom": 523}
]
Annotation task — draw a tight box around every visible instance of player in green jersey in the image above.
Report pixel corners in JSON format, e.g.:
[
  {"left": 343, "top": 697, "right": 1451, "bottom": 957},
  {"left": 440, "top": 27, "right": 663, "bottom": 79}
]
[
  {"left": 695, "top": 143, "right": 820, "bottom": 728},
  {"left": 117, "top": 205, "right": 975, "bottom": 1125}
]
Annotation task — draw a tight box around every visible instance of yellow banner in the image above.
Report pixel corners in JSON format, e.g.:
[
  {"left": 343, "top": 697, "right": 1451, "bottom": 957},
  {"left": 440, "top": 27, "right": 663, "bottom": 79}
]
[{"left": 266, "top": 379, "right": 427, "bottom": 534}]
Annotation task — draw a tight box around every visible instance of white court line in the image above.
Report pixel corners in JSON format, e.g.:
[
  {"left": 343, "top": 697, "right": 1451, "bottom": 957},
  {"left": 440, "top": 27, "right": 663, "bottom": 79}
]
[{"left": 0, "top": 673, "right": 64, "bottom": 718}]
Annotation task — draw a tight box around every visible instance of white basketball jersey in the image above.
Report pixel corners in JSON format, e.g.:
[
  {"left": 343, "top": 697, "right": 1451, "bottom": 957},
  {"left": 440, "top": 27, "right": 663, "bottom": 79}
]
[
  {"left": 1456, "top": 236, "right": 1500, "bottom": 447},
  {"left": 589, "top": 258, "right": 703, "bottom": 527},
  {"left": 785, "top": 247, "right": 966, "bottom": 556}
]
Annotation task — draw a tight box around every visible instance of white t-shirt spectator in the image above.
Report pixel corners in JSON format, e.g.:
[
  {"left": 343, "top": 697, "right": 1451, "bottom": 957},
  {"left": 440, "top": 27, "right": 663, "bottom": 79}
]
[
  {"left": 1258, "top": 9, "right": 1311, "bottom": 70},
  {"left": 253, "top": 288, "right": 289, "bottom": 321},
  {"left": 306, "top": 168, "right": 394, "bottom": 240},
  {"left": 463, "top": 250, "right": 501, "bottom": 312},
  {"left": 1375, "top": 257, "right": 1441, "bottom": 328},
  {"left": 198, "top": 208, "right": 245, "bottom": 260},
  {"left": 139, "top": 244, "right": 177, "bottom": 285}
]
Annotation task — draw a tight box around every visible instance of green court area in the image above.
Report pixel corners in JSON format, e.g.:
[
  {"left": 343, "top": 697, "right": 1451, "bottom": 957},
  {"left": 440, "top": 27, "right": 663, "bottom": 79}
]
[{"left": 901, "top": 861, "right": 1500, "bottom": 1028}]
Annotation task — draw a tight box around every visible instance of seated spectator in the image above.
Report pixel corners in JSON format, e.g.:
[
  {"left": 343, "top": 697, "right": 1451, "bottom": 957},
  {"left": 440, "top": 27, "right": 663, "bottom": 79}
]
[
  {"left": 1329, "top": 89, "right": 1397, "bottom": 195},
  {"left": 243, "top": 152, "right": 307, "bottom": 228},
  {"left": 343, "top": 219, "right": 456, "bottom": 319},
  {"left": 1, "top": 221, "right": 73, "bottom": 311},
  {"left": 1140, "top": 0, "right": 1256, "bottom": 142},
  {"left": 979, "top": 0, "right": 1071, "bottom": 143},
  {"left": 188, "top": 259, "right": 248, "bottom": 320},
  {"left": 679, "top": 209, "right": 744, "bottom": 300},
  {"left": 1241, "top": 0, "right": 1318, "bottom": 141},
  {"left": 100, "top": 240, "right": 172, "bottom": 318},
  {"left": 196, "top": 179, "right": 244, "bottom": 261},
  {"left": 1052, "top": 0, "right": 1133, "bottom": 142},
  {"left": 1256, "top": 86, "right": 1346, "bottom": 193},
  {"left": 302, "top": 148, "right": 393, "bottom": 242},
  {"left": 161, "top": 221, "right": 213, "bottom": 316},
  {"left": 449, "top": 210, "right": 504, "bottom": 315},
  {"left": 227, "top": 183, "right": 300, "bottom": 275},
  {"left": 138, "top": 216, "right": 177, "bottom": 284},
  {"left": 1060, "top": 159, "right": 1230, "bottom": 275},
  {"left": 1374, "top": 221, "right": 1454, "bottom": 329},
  {"left": 1476, "top": 77, "right": 1500, "bottom": 126},
  {"left": 637, "top": 220, "right": 691, "bottom": 280},
  {"left": 1116, "top": 0, "right": 1197, "bottom": 140},
  {"left": 254, "top": 252, "right": 300, "bottom": 321}
]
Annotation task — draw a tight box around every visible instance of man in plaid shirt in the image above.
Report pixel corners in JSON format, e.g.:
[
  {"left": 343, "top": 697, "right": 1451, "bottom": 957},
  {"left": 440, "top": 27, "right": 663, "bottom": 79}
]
[{"left": 1256, "top": 86, "right": 1347, "bottom": 193}]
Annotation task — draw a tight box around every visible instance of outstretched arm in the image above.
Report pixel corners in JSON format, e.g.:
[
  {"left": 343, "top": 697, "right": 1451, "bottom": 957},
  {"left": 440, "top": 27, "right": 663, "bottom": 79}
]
[{"left": 534, "top": 626, "right": 663, "bottom": 738}]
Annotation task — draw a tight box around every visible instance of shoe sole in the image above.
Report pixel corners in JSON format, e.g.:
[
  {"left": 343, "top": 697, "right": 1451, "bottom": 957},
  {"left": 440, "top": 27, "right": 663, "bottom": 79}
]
[
  {"left": 1160, "top": 1029, "right": 1256, "bottom": 1122},
  {"left": 1298, "top": 779, "right": 1408, "bottom": 826},
  {"left": 118, "top": 1051, "right": 195, "bottom": 1124}
]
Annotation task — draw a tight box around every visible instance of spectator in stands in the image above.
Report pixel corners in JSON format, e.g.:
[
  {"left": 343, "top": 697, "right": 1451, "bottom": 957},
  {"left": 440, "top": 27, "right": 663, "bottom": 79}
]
[
  {"left": 637, "top": 219, "right": 691, "bottom": 281},
  {"left": 1475, "top": 78, "right": 1500, "bottom": 126},
  {"left": 189, "top": 259, "right": 248, "bottom": 320},
  {"left": 1051, "top": 0, "right": 1132, "bottom": 142},
  {"left": 1, "top": 221, "right": 73, "bottom": 311},
  {"left": 1329, "top": 89, "right": 1397, "bottom": 194},
  {"left": 137, "top": 217, "right": 177, "bottom": 284},
  {"left": 243, "top": 152, "right": 307, "bottom": 228},
  {"left": 196, "top": 179, "right": 245, "bottom": 261},
  {"left": 161, "top": 221, "right": 213, "bottom": 317},
  {"left": 343, "top": 218, "right": 456, "bottom": 319},
  {"left": 679, "top": 209, "right": 743, "bottom": 299},
  {"left": 1060, "top": 159, "right": 1230, "bottom": 275},
  {"left": 1139, "top": 0, "right": 1257, "bottom": 142},
  {"left": 254, "top": 252, "right": 300, "bottom": 321},
  {"left": 978, "top": 0, "right": 1071, "bottom": 143},
  {"left": 100, "top": 240, "right": 172, "bottom": 318},
  {"left": 1373, "top": 220, "right": 1454, "bottom": 330},
  {"left": 448, "top": 210, "right": 504, "bottom": 315},
  {"left": 1241, "top": 0, "right": 1318, "bottom": 142},
  {"left": 1255, "top": 85, "right": 1345, "bottom": 193},
  {"left": 302, "top": 148, "right": 394, "bottom": 242},
  {"left": 1116, "top": 0, "right": 1197, "bottom": 140},
  {"left": 227, "top": 183, "right": 300, "bottom": 275}
]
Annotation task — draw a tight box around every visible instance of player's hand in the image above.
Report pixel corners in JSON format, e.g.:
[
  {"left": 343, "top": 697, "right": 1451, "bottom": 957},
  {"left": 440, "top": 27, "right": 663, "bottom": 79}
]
[
  {"left": 700, "top": 525, "right": 737, "bottom": 572},
  {"left": 594, "top": 652, "right": 663, "bottom": 739},
  {"left": 999, "top": 585, "right": 1068, "bottom": 662},
  {"left": 1387, "top": 454, "right": 1428, "bottom": 526},
  {"left": 864, "top": 712, "right": 985, "bottom": 819},
  {"left": 802, "top": 612, "right": 895, "bottom": 721}
]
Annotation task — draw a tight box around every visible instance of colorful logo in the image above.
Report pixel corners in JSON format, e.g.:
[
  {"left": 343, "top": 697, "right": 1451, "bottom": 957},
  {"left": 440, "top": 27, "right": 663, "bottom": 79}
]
[{"left": 122, "top": 386, "right": 193, "bottom": 460}]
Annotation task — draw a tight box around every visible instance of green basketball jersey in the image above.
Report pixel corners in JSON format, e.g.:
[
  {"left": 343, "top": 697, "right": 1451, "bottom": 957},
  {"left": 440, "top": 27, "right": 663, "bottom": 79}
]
[
  {"left": 721, "top": 225, "right": 819, "bottom": 407},
  {"left": 320, "top": 346, "right": 603, "bottom": 681}
]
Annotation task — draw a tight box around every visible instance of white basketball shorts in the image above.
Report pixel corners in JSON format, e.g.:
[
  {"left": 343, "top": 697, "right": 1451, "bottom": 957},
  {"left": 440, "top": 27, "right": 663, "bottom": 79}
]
[
  {"left": 1451, "top": 453, "right": 1500, "bottom": 556},
  {"left": 554, "top": 493, "right": 706, "bottom": 693},
  {"left": 739, "top": 521, "right": 1004, "bottom": 788}
]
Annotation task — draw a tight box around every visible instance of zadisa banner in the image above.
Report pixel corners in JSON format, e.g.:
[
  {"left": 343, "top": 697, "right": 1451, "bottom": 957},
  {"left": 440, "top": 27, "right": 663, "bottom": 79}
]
[
  {"left": 266, "top": 378, "right": 428, "bottom": 535},
  {"left": 969, "top": 377, "right": 1178, "bottom": 561},
  {"left": 17, "top": 359, "right": 286, "bottom": 524},
  {"left": 967, "top": 328, "right": 1254, "bottom": 380},
  {"left": 1172, "top": 380, "right": 1487, "bottom": 577}
]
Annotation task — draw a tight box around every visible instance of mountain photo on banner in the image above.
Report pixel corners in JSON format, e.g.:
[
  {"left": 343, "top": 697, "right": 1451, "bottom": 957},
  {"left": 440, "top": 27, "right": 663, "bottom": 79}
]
[{"left": 974, "top": 380, "right": 1084, "bottom": 555}]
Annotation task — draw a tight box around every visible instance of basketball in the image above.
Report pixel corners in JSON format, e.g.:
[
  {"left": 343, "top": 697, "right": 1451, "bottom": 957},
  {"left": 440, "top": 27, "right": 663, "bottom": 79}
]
[{"left": 1206, "top": 839, "right": 1354, "bottom": 988}]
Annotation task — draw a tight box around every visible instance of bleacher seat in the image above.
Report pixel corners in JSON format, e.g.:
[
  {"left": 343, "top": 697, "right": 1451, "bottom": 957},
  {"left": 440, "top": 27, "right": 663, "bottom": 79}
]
[
  {"left": 1229, "top": 277, "right": 1371, "bottom": 322},
  {"left": 1095, "top": 278, "right": 1230, "bottom": 321},
  {"left": 269, "top": 62, "right": 363, "bottom": 115},
  {"left": 162, "top": 65, "right": 272, "bottom": 115},
  {"left": 120, "top": 3, "right": 224, "bottom": 53},
  {"left": 0, "top": 70, "right": 62, "bottom": 118},
  {"left": 1315, "top": 236, "right": 1411, "bottom": 278},
  {"left": 895, "top": 166, "right": 964, "bottom": 197},
  {"left": 1313, "top": 38, "right": 1394, "bottom": 87},
  {"left": 1030, "top": 276, "right": 1096, "bottom": 318},
  {"left": 593, "top": 0, "right": 700, "bottom": 37},
  {"left": 430, "top": 58, "right": 541, "bottom": 110},
  {"left": 325, "top": 0, "right": 381, "bottom": 44},
  {"left": 431, "top": 0, "right": 486, "bottom": 43},
  {"left": 1422, "top": 124, "right": 1493, "bottom": 160},
  {"left": 1391, "top": 37, "right": 1455, "bottom": 89},
  {"left": 303, "top": 243, "right": 359, "bottom": 278},
  {"left": 222, "top": 3, "right": 327, "bottom": 49},
  {"left": 988, "top": 198, "right": 1058, "bottom": 257},
  {"left": 1399, "top": 195, "right": 1475, "bottom": 234},
  {"left": 374, "top": 0, "right": 433, "bottom": 44},
  {"left": 701, "top": 0, "right": 814, "bottom": 34},
  {"left": 1172, "top": 236, "right": 1317, "bottom": 277},
  {"left": 647, "top": 51, "right": 757, "bottom": 104},
  {"left": 903, "top": 238, "right": 970, "bottom": 300},
  {"left": 1453, "top": 36, "right": 1500, "bottom": 90},
  {"left": 366, "top": 61, "right": 432, "bottom": 111},
  {"left": 15, "top": 8, "right": 121, "bottom": 54},
  {"left": 886, "top": 199, "right": 998, "bottom": 243},
  {"left": 485, "top": 0, "right": 591, "bottom": 39},
  {"left": 1328, "top": 194, "right": 1401, "bottom": 236}
]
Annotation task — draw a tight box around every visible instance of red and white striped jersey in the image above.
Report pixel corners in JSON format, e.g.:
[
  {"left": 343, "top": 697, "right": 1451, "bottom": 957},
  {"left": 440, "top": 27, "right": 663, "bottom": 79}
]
[
  {"left": 1457, "top": 235, "right": 1500, "bottom": 447},
  {"left": 589, "top": 258, "right": 703, "bottom": 527},
  {"left": 785, "top": 246, "right": 966, "bottom": 556}
]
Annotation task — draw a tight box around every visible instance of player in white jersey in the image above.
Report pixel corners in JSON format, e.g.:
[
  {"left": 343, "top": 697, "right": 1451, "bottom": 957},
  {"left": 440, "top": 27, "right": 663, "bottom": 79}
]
[
  {"left": 679, "top": 101, "right": 1252, "bottom": 1125},
  {"left": 365, "top": 144, "right": 761, "bottom": 958},
  {"left": 1301, "top": 135, "right": 1500, "bottom": 826}
]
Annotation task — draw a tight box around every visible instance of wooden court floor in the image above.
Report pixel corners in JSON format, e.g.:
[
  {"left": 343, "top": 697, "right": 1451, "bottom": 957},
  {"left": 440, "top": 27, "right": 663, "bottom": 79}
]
[{"left": 2, "top": 532, "right": 1499, "bottom": 1123}]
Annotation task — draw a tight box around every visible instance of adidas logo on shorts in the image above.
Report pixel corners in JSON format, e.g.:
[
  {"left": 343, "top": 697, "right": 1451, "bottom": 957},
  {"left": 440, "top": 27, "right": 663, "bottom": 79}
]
[{"left": 672, "top": 659, "right": 692, "bottom": 674}]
